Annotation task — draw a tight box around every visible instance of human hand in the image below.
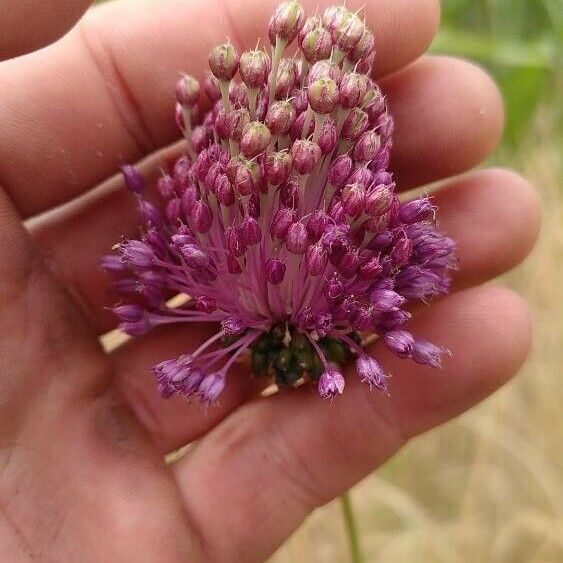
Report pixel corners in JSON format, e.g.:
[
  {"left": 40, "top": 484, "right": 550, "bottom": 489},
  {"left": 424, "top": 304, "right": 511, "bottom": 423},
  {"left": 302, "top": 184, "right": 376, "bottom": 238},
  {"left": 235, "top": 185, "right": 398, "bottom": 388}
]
[{"left": 0, "top": 0, "right": 540, "bottom": 561}]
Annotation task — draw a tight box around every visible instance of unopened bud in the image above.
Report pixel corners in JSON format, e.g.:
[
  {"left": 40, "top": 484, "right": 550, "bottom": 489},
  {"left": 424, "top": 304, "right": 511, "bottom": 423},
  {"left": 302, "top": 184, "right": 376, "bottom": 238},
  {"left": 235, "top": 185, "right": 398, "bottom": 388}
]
[
  {"left": 305, "top": 243, "right": 328, "bottom": 275},
  {"left": 239, "top": 50, "right": 271, "bottom": 88},
  {"left": 240, "top": 122, "right": 272, "bottom": 158},
  {"left": 341, "top": 107, "right": 369, "bottom": 140},
  {"left": 265, "top": 100, "right": 296, "bottom": 135},
  {"left": 308, "top": 78, "right": 339, "bottom": 114},
  {"left": 339, "top": 72, "right": 369, "bottom": 109},
  {"left": 208, "top": 42, "right": 239, "bottom": 81},
  {"left": 269, "top": 1, "right": 306, "bottom": 45},
  {"left": 121, "top": 165, "right": 145, "bottom": 194},
  {"left": 341, "top": 183, "right": 366, "bottom": 216},
  {"left": 266, "top": 259, "right": 286, "bottom": 285},
  {"left": 291, "top": 139, "right": 321, "bottom": 174},
  {"left": 328, "top": 155, "right": 353, "bottom": 188},
  {"left": 176, "top": 74, "right": 200, "bottom": 107},
  {"left": 286, "top": 222, "right": 308, "bottom": 254},
  {"left": 300, "top": 27, "right": 333, "bottom": 63},
  {"left": 265, "top": 151, "right": 293, "bottom": 186},
  {"left": 353, "top": 130, "right": 381, "bottom": 162}
]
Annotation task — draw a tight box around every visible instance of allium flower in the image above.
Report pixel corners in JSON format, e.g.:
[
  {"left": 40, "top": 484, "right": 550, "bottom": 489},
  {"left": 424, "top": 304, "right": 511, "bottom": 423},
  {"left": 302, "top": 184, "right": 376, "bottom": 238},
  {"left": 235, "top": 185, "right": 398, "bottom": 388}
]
[{"left": 103, "top": 2, "right": 456, "bottom": 404}]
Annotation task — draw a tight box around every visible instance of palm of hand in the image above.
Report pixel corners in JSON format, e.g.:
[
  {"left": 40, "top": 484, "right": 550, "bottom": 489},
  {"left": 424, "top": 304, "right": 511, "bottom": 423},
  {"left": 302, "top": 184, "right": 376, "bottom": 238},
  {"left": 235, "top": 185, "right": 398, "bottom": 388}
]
[{"left": 0, "top": 0, "right": 540, "bottom": 562}]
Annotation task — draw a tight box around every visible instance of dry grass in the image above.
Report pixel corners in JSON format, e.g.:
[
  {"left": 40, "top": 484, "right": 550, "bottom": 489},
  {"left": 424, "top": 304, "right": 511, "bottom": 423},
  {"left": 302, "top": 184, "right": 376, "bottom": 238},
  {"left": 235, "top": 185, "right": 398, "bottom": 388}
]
[{"left": 270, "top": 102, "right": 563, "bottom": 562}]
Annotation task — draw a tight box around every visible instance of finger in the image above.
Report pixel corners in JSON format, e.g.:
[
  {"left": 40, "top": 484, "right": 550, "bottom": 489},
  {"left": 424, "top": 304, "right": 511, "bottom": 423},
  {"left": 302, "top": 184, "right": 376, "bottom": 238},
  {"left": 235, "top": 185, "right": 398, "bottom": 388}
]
[
  {"left": 0, "top": 0, "right": 92, "bottom": 60},
  {"left": 111, "top": 322, "right": 266, "bottom": 454},
  {"left": 173, "top": 285, "right": 531, "bottom": 562},
  {"left": 31, "top": 160, "right": 539, "bottom": 339},
  {"left": 383, "top": 56, "right": 505, "bottom": 190},
  {"left": 434, "top": 168, "right": 541, "bottom": 290},
  {"left": 0, "top": 0, "right": 440, "bottom": 218}
]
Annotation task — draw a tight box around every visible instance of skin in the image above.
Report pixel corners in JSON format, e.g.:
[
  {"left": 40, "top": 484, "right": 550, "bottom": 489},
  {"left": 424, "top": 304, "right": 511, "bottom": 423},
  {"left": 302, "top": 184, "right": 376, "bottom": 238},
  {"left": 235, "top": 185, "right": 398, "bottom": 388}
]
[{"left": 0, "top": 0, "right": 541, "bottom": 561}]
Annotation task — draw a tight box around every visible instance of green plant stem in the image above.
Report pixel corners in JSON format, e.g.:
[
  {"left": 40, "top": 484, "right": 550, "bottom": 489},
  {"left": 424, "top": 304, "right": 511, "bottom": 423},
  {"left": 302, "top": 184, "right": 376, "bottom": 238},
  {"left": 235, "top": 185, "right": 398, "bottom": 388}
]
[{"left": 340, "top": 491, "right": 364, "bottom": 563}]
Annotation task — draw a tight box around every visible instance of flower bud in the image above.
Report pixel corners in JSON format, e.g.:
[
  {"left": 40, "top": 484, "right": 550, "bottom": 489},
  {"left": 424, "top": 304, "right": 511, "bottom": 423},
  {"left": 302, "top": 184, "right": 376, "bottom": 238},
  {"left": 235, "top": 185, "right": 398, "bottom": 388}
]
[
  {"left": 338, "top": 247, "right": 359, "bottom": 278},
  {"left": 298, "top": 15, "right": 321, "bottom": 43},
  {"left": 176, "top": 74, "right": 200, "bottom": 107},
  {"left": 166, "top": 197, "right": 181, "bottom": 223},
  {"left": 240, "top": 216, "right": 262, "bottom": 246},
  {"left": 222, "top": 316, "right": 247, "bottom": 337},
  {"left": 357, "top": 51, "right": 375, "bottom": 75},
  {"left": 113, "top": 304, "right": 145, "bottom": 323},
  {"left": 318, "top": 369, "right": 345, "bottom": 399},
  {"left": 350, "top": 29, "right": 375, "bottom": 62},
  {"left": 225, "top": 227, "right": 246, "bottom": 256},
  {"left": 240, "top": 122, "right": 272, "bottom": 158},
  {"left": 204, "top": 75, "right": 222, "bottom": 102},
  {"left": 324, "top": 7, "right": 364, "bottom": 49},
  {"left": 290, "top": 88, "right": 308, "bottom": 113},
  {"left": 181, "top": 244, "right": 212, "bottom": 270},
  {"left": 289, "top": 111, "right": 315, "bottom": 140},
  {"left": 300, "top": 27, "right": 333, "bottom": 63},
  {"left": 390, "top": 235, "right": 413, "bottom": 268},
  {"left": 365, "top": 184, "right": 393, "bottom": 216},
  {"left": 370, "top": 289, "right": 405, "bottom": 312},
  {"left": 234, "top": 159, "right": 262, "bottom": 196},
  {"left": 227, "top": 254, "right": 242, "bottom": 274},
  {"left": 305, "top": 243, "right": 328, "bottom": 275},
  {"left": 119, "top": 240, "right": 154, "bottom": 268},
  {"left": 412, "top": 339, "right": 448, "bottom": 368},
  {"left": 356, "top": 355, "right": 386, "bottom": 390},
  {"left": 341, "top": 107, "right": 369, "bottom": 140},
  {"left": 357, "top": 256, "right": 382, "bottom": 280},
  {"left": 306, "top": 210, "right": 330, "bottom": 241},
  {"left": 398, "top": 197, "right": 434, "bottom": 224},
  {"left": 318, "top": 116, "right": 337, "bottom": 154},
  {"left": 308, "top": 78, "right": 339, "bottom": 114},
  {"left": 139, "top": 200, "right": 163, "bottom": 229},
  {"left": 192, "top": 200, "right": 213, "bottom": 233},
  {"left": 339, "top": 72, "right": 369, "bottom": 109},
  {"left": 308, "top": 60, "right": 342, "bottom": 85},
  {"left": 279, "top": 180, "right": 300, "bottom": 209},
  {"left": 265, "top": 100, "right": 296, "bottom": 136},
  {"left": 291, "top": 139, "right": 321, "bottom": 174},
  {"left": 198, "top": 372, "right": 226, "bottom": 403},
  {"left": 286, "top": 222, "right": 308, "bottom": 254},
  {"left": 157, "top": 175, "right": 176, "bottom": 199},
  {"left": 195, "top": 295, "right": 217, "bottom": 313},
  {"left": 266, "top": 259, "right": 286, "bottom": 285},
  {"left": 227, "top": 108, "right": 251, "bottom": 141},
  {"left": 353, "top": 130, "right": 381, "bottom": 162},
  {"left": 269, "top": 1, "right": 306, "bottom": 45},
  {"left": 191, "top": 126, "right": 211, "bottom": 152},
  {"left": 271, "top": 207, "right": 296, "bottom": 240},
  {"left": 215, "top": 174, "right": 235, "bottom": 206},
  {"left": 229, "top": 81, "right": 248, "bottom": 108},
  {"left": 121, "top": 165, "right": 145, "bottom": 194},
  {"left": 101, "top": 255, "right": 127, "bottom": 273},
  {"left": 341, "top": 183, "right": 366, "bottom": 216},
  {"left": 208, "top": 42, "right": 239, "bottom": 81},
  {"left": 273, "top": 59, "right": 297, "bottom": 99},
  {"left": 384, "top": 330, "right": 415, "bottom": 358},
  {"left": 328, "top": 155, "right": 353, "bottom": 188},
  {"left": 265, "top": 151, "right": 293, "bottom": 186},
  {"left": 239, "top": 50, "right": 271, "bottom": 88}
]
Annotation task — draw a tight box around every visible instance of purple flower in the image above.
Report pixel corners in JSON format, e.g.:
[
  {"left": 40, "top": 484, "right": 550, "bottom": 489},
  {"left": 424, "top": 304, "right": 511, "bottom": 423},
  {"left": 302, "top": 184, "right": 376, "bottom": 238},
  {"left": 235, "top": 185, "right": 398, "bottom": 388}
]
[
  {"left": 103, "top": 2, "right": 456, "bottom": 404},
  {"left": 356, "top": 355, "right": 387, "bottom": 390},
  {"left": 318, "top": 369, "right": 345, "bottom": 399}
]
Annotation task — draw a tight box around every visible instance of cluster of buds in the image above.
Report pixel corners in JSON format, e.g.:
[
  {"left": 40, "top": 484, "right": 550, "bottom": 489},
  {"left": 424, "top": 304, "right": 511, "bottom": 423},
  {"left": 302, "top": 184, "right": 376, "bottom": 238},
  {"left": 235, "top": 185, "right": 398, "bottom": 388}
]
[{"left": 104, "top": 2, "right": 455, "bottom": 403}]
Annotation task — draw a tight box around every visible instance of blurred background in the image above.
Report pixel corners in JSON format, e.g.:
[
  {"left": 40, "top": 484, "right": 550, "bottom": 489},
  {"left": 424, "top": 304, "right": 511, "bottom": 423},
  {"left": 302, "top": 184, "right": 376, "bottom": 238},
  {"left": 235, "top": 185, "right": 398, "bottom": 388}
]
[{"left": 272, "top": 0, "right": 563, "bottom": 561}]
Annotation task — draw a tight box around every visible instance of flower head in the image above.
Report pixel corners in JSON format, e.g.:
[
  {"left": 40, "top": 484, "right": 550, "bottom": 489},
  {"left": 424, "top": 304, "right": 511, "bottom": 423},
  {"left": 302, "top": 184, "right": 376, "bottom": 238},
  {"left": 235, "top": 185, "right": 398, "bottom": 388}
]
[{"left": 103, "top": 3, "right": 455, "bottom": 404}]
